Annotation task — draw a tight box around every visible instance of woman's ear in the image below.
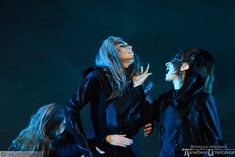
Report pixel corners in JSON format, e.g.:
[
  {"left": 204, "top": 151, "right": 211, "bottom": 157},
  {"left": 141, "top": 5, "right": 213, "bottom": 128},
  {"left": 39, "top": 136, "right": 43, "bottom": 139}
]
[{"left": 180, "top": 62, "right": 189, "bottom": 71}]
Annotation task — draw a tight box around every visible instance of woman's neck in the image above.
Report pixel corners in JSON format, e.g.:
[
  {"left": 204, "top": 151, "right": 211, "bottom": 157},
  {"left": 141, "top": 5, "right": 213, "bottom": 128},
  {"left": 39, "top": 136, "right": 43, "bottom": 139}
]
[
  {"left": 173, "top": 73, "right": 185, "bottom": 90},
  {"left": 173, "top": 79, "right": 183, "bottom": 90},
  {"left": 122, "top": 62, "right": 130, "bottom": 68}
]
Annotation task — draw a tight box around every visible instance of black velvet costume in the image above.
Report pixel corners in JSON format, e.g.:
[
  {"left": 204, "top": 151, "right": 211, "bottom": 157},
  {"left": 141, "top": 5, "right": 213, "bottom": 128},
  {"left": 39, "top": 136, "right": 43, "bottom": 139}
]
[
  {"left": 153, "top": 86, "right": 226, "bottom": 157},
  {"left": 64, "top": 67, "right": 153, "bottom": 157}
]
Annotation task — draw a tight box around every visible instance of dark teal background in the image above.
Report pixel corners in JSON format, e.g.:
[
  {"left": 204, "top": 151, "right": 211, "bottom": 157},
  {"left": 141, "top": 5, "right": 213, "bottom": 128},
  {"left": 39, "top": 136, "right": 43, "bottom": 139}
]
[{"left": 1, "top": 0, "right": 235, "bottom": 156}]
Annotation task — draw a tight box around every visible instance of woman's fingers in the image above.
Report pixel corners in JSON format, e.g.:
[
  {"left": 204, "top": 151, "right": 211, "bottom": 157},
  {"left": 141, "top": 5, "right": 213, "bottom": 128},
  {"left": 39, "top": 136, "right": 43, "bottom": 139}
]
[
  {"left": 119, "top": 136, "right": 133, "bottom": 146},
  {"left": 116, "top": 143, "right": 127, "bottom": 147},
  {"left": 118, "top": 134, "right": 127, "bottom": 137},
  {"left": 142, "top": 72, "right": 152, "bottom": 81},
  {"left": 95, "top": 146, "right": 105, "bottom": 154},
  {"left": 141, "top": 66, "right": 143, "bottom": 74},
  {"left": 143, "top": 63, "right": 150, "bottom": 75},
  {"left": 133, "top": 64, "right": 152, "bottom": 87},
  {"left": 144, "top": 127, "right": 152, "bottom": 133},
  {"left": 144, "top": 123, "right": 152, "bottom": 128},
  {"left": 133, "top": 72, "right": 152, "bottom": 87},
  {"left": 120, "top": 137, "right": 133, "bottom": 143},
  {"left": 109, "top": 134, "right": 133, "bottom": 147},
  {"left": 144, "top": 123, "right": 153, "bottom": 137}
]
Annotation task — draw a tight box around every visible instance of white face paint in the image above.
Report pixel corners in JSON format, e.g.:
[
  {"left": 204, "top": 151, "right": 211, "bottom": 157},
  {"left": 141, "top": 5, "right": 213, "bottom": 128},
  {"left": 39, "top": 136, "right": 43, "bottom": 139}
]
[
  {"left": 116, "top": 42, "right": 134, "bottom": 67},
  {"left": 165, "top": 62, "right": 179, "bottom": 82}
]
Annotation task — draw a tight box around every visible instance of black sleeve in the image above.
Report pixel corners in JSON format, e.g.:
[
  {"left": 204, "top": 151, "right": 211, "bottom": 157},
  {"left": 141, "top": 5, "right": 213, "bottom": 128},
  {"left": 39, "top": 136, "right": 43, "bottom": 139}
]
[
  {"left": 67, "top": 73, "right": 101, "bottom": 111},
  {"left": 152, "top": 96, "right": 162, "bottom": 123},
  {"left": 51, "top": 143, "right": 91, "bottom": 157},
  {"left": 104, "top": 85, "right": 146, "bottom": 136},
  {"left": 66, "top": 71, "right": 101, "bottom": 126},
  {"left": 105, "top": 80, "right": 154, "bottom": 131},
  {"left": 113, "top": 85, "right": 146, "bottom": 115},
  {"left": 199, "top": 94, "right": 225, "bottom": 146},
  {"left": 114, "top": 80, "right": 154, "bottom": 119},
  {"left": 152, "top": 91, "right": 171, "bottom": 124},
  {"left": 51, "top": 131, "right": 92, "bottom": 157},
  {"left": 139, "top": 93, "right": 154, "bottom": 124},
  {"left": 65, "top": 71, "right": 101, "bottom": 153}
]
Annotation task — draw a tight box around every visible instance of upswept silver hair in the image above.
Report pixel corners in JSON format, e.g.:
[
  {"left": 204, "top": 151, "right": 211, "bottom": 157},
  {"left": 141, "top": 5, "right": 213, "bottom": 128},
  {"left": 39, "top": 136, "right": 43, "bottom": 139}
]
[{"left": 95, "top": 36, "right": 140, "bottom": 98}]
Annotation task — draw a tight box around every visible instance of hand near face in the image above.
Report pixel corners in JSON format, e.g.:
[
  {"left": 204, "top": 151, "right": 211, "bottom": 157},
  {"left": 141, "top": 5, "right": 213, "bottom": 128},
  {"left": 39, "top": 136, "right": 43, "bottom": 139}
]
[{"left": 133, "top": 64, "right": 152, "bottom": 87}]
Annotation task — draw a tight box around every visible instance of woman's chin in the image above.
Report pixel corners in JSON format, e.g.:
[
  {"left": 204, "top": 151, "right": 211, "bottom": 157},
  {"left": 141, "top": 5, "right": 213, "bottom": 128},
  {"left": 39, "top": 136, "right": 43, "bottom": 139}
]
[
  {"left": 165, "top": 77, "right": 169, "bottom": 82},
  {"left": 165, "top": 75, "right": 172, "bottom": 82}
]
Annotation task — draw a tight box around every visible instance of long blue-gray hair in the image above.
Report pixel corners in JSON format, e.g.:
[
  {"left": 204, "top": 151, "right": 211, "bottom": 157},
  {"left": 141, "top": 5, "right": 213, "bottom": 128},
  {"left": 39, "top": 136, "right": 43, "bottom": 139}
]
[{"left": 95, "top": 36, "right": 141, "bottom": 98}]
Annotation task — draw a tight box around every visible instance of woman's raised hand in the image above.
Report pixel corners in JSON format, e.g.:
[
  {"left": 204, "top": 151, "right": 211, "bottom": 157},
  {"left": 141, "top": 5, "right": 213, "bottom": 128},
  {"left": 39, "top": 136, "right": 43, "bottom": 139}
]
[{"left": 133, "top": 64, "right": 152, "bottom": 87}]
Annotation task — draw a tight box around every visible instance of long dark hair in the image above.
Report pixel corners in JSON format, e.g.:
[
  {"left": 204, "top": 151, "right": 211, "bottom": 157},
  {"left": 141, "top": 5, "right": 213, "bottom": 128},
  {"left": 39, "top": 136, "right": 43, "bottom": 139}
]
[{"left": 172, "top": 48, "right": 215, "bottom": 94}]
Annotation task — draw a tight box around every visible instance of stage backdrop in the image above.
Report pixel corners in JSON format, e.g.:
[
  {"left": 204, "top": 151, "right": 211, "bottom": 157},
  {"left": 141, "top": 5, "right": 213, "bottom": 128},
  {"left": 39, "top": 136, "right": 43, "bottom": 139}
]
[{"left": 1, "top": 0, "right": 235, "bottom": 156}]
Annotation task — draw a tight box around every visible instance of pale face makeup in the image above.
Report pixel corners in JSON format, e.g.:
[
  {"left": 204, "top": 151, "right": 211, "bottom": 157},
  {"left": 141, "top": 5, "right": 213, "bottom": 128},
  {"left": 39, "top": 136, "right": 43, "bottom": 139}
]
[
  {"left": 165, "top": 61, "right": 179, "bottom": 82},
  {"left": 116, "top": 41, "right": 134, "bottom": 68}
]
